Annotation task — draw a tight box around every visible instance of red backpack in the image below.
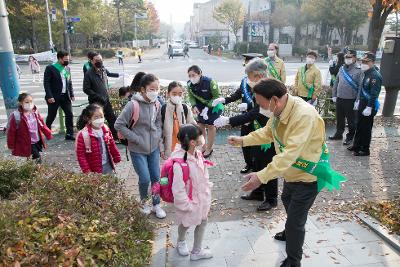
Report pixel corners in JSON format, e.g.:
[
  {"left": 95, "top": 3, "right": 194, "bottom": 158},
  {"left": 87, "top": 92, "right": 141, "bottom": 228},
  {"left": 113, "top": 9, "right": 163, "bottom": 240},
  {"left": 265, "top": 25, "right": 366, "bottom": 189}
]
[{"left": 158, "top": 158, "right": 192, "bottom": 203}]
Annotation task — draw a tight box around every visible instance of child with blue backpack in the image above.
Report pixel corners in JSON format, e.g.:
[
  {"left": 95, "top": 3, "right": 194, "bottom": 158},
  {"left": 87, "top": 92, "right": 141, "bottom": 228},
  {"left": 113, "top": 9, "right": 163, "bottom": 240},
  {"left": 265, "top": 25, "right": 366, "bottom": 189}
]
[{"left": 170, "top": 124, "right": 213, "bottom": 261}]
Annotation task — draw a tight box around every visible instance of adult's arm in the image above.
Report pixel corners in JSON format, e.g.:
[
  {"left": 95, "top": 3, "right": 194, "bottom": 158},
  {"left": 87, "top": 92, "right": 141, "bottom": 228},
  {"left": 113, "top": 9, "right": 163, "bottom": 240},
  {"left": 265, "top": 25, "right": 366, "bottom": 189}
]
[
  {"left": 43, "top": 66, "right": 54, "bottom": 100},
  {"left": 106, "top": 69, "right": 119, "bottom": 78},
  {"left": 229, "top": 106, "right": 260, "bottom": 127},
  {"left": 224, "top": 87, "right": 242, "bottom": 105}
]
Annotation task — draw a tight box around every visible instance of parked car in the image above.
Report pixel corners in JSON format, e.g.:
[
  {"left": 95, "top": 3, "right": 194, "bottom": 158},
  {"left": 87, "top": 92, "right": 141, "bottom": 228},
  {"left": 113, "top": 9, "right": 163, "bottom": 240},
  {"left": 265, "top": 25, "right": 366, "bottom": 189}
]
[{"left": 172, "top": 44, "right": 184, "bottom": 56}]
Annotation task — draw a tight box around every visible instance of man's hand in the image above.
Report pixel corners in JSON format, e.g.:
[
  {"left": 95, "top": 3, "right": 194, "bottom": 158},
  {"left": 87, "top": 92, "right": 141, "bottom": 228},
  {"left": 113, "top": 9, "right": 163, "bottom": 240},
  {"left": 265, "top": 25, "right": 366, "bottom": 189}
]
[
  {"left": 71, "top": 97, "right": 75, "bottom": 101},
  {"left": 242, "top": 172, "right": 262, "bottom": 192},
  {"left": 362, "top": 107, "right": 372, "bottom": 116},
  {"left": 192, "top": 106, "right": 200, "bottom": 115},
  {"left": 47, "top": 98, "right": 55, "bottom": 104},
  {"left": 332, "top": 97, "right": 337, "bottom": 103},
  {"left": 228, "top": 135, "right": 243, "bottom": 147},
  {"left": 212, "top": 97, "right": 225, "bottom": 107},
  {"left": 237, "top": 103, "right": 248, "bottom": 112},
  {"left": 214, "top": 116, "right": 229, "bottom": 128}
]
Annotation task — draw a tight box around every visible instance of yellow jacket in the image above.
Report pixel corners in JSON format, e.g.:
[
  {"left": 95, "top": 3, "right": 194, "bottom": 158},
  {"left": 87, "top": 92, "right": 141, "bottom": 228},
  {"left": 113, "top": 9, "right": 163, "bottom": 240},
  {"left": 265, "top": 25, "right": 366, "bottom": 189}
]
[
  {"left": 265, "top": 56, "right": 286, "bottom": 84},
  {"left": 242, "top": 94, "right": 325, "bottom": 183},
  {"left": 294, "top": 64, "right": 322, "bottom": 98}
]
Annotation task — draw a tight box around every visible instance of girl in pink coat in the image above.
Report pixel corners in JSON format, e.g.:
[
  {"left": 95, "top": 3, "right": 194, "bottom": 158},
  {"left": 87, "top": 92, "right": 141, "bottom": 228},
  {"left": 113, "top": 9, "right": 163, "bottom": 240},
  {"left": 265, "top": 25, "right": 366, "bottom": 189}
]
[{"left": 171, "top": 124, "right": 213, "bottom": 261}]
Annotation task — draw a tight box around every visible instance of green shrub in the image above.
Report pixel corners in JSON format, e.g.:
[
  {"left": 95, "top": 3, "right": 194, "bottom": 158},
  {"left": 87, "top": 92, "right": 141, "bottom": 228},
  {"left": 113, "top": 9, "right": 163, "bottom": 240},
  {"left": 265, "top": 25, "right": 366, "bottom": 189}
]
[
  {"left": 0, "top": 160, "right": 154, "bottom": 266},
  {"left": 0, "top": 159, "right": 37, "bottom": 199}
]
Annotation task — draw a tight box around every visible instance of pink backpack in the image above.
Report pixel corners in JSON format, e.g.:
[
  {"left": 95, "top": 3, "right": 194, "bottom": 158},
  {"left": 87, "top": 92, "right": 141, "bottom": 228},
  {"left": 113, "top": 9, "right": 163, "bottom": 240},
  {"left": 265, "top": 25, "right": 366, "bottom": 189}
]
[{"left": 158, "top": 158, "right": 192, "bottom": 203}]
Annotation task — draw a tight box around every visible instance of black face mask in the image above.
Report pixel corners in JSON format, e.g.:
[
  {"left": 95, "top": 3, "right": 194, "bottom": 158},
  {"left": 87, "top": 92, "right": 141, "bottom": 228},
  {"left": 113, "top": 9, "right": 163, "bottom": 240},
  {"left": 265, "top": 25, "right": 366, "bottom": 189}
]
[
  {"left": 62, "top": 60, "right": 69, "bottom": 66},
  {"left": 94, "top": 61, "right": 103, "bottom": 68}
]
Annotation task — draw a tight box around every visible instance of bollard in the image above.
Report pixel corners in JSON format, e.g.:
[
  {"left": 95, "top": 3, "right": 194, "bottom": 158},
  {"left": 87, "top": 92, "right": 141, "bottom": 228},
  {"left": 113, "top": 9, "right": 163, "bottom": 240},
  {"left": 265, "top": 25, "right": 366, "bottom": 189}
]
[{"left": 58, "top": 108, "right": 65, "bottom": 134}]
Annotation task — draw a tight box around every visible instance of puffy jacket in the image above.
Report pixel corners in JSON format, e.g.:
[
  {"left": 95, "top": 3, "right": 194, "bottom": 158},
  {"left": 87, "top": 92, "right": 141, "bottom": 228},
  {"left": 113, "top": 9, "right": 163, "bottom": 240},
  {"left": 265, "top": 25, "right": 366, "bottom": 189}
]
[
  {"left": 75, "top": 125, "right": 121, "bottom": 174},
  {"left": 7, "top": 107, "right": 53, "bottom": 157}
]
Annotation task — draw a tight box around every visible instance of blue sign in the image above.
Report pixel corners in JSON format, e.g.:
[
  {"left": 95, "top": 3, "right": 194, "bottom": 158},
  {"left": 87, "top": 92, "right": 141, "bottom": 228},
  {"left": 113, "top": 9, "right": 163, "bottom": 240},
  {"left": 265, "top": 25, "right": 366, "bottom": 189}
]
[
  {"left": 51, "top": 7, "right": 56, "bottom": 14},
  {"left": 71, "top": 17, "right": 81, "bottom": 22}
]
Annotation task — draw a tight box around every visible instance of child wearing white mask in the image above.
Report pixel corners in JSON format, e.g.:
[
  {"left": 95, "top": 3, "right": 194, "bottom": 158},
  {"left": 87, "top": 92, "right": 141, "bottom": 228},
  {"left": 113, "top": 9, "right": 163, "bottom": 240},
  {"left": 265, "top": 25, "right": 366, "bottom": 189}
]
[
  {"left": 160, "top": 81, "right": 196, "bottom": 159},
  {"left": 7, "top": 93, "right": 53, "bottom": 163},
  {"left": 75, "top": 104, "right": 121, "bottom": 174},
  {"left": 115, "top": 73, "right": 167, "bottom": 219}
]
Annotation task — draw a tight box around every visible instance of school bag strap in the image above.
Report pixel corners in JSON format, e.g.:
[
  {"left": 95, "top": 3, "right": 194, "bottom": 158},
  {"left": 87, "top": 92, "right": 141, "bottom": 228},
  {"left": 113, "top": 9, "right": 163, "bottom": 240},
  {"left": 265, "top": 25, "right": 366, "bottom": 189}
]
[
  {"left": 161, "top": 103, "right": 189, "bottom": 125},
  {"left": 80, "top": 127, "right": 92, "bottom": 153},
  {"left": 172, "top": 158, "right": 193, "bottom": 200}
]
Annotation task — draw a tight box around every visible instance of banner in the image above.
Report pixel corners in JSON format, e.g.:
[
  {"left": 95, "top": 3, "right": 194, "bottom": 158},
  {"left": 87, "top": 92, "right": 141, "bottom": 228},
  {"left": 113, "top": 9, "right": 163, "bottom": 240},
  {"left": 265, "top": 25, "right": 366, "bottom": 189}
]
[{"left": 15, "top": 50, "right": 56, "bottom": 62}]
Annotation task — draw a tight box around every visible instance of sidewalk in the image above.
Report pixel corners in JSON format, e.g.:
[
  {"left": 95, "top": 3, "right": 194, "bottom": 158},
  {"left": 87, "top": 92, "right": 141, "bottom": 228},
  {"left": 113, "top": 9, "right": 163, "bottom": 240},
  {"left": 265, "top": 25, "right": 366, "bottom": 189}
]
[
  {"left": 0, "top": 120, "right": 399, "bottom": 266},
  {"left": 153, "top": 214, "right": 400, "bottom": 267}
]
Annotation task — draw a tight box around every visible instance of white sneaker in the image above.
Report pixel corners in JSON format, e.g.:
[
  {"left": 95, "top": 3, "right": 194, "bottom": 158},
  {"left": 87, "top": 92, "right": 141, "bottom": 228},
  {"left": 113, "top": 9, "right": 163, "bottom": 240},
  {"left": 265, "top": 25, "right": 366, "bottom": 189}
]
[
  {"left": 140, "top": 202, "right": 152, "bottom": 215},
  {"left": 177, "top": 240, "right": 189, "bottom": 256},
  {"left": 152, "top": 204, "right": 166, "bottom": 219},
  {"left": 190, "top": 248, "right": 213, "bottom": 261}
]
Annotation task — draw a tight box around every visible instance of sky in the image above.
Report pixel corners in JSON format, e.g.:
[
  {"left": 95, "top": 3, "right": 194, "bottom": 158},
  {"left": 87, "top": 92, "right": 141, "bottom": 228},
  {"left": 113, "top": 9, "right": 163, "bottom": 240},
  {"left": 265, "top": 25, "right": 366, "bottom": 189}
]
[{"left": 150, "top": 0, "right": 210, "bottom": 24}]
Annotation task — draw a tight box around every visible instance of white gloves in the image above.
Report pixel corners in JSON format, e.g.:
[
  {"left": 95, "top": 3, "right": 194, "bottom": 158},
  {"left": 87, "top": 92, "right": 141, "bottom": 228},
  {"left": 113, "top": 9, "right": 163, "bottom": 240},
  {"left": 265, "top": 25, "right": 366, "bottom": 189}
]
[
  {"left": 353, "top": 100, "right": 360, "bottom": 111},
  {"left": 212, "top": 97, "right": 225, "bottom": 107},
  {"left": 332, "top": 97, "right": 337, "bottom": 103},
  {"left": 237, "top": 103, "right": 248, "bottom": 112},
  {"left": 200, "top": 107, "right": 209, "bottom": 120},
  {"left": 214, "top": 116, "right": 229, "bottom": 127},
  {"left": 362, "top": 107, "right": 372, "bottom": 116}
]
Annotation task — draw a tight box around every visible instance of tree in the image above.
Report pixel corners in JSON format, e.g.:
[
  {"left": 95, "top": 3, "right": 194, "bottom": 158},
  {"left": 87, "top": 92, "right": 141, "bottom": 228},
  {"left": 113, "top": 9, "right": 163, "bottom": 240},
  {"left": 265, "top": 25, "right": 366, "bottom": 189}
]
[
  {"left": 368, "top": 0, "right": 400, "bottom": 53},
  {"left": 113, "top": 0, "right": 144, "bottom": 46},
  {"left": 213, "top": 0, "right": 245, "bottom": 44}
]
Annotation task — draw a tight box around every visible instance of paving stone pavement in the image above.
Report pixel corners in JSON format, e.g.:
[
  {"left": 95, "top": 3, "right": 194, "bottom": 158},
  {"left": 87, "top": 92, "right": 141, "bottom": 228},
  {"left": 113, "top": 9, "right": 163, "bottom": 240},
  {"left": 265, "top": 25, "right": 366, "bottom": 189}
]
[{"left": 1, "top": 122, "right": 399, "bottom": 266}]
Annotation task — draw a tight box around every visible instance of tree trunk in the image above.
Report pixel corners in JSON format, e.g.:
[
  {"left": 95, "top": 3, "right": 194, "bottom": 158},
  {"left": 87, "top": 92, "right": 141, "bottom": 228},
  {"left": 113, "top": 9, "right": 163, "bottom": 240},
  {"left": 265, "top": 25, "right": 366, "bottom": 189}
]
[
  {"left": 368, "top": 2, "right": 393, "bottom": 53},
  {"left": 30, "top": 16, "right": 38, "bottom": 53},
  {"left": 117, "top": 4, "right": 123, "bottom": 47},
  {"left": 345, "top": 27, "right": 352, "bottom": 45},
  {"left": 320, "top": 21, "right": 328, "bottom": 46},
  {"left": 269, "top": 0, "right": 276, "bottom": 43}
]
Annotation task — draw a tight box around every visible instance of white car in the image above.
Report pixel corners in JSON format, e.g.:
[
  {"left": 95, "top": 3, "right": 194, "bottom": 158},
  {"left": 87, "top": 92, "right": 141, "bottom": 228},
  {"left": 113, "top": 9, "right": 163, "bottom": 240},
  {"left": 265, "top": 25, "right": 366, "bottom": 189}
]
[{"left": 172, "top": 44, "right": 184, "bottom": 56}]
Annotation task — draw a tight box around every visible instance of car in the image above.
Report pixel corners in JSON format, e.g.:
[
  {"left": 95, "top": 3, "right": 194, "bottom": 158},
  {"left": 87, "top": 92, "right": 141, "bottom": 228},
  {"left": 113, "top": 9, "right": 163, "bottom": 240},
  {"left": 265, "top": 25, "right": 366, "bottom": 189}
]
[{"left": 172, "top": 44, "right": 184, "bottom": 56}]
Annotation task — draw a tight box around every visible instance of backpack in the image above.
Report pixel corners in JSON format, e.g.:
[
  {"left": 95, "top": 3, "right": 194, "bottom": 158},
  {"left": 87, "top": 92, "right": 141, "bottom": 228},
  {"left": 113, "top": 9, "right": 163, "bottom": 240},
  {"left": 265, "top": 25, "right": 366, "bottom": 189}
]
[
  {"left": 6, "top": 111, "right": 22, "bottom": 130},
  {"left": 158, "top": 158, "right": 192, "bottom": 203},
  {"left": 161, "top": 103, "right": 189, "bottom": 126},
  {"left": 118, "top": 99, "right": 161, "bottom": 160}
]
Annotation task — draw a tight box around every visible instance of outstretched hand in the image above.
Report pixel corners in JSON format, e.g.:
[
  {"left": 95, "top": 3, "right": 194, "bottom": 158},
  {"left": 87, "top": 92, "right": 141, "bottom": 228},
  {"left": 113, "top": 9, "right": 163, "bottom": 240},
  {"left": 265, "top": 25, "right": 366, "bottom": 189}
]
[
  {"left": 242, "top": 172, "right": 262, "bottom": 192},
  {"left": 227, "top": 136, "right": 243, "bottom": 147}
]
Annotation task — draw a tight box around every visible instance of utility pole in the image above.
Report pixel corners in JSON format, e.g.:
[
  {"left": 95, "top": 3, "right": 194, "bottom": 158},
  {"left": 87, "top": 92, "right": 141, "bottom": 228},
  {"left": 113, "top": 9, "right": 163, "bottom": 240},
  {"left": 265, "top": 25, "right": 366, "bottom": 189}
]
[
  {"left": 0, "top": 0, "right": 20, "bottom": 118},
  {"left": 45, "top": 0, "right": 54, "bottom": 50},
  {"left": 134, "top": 12, "right": 137, "bottom": 47},
  {"left": 62, "top": 1, "right": 71, "bottom": 54}
]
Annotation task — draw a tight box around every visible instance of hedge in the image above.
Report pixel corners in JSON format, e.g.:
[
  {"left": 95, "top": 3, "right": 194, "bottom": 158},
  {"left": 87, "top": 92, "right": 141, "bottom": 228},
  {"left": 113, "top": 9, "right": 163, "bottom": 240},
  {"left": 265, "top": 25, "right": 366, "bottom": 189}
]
[{"left": 0, "top": 159, "right": 153, "bottom": 266}]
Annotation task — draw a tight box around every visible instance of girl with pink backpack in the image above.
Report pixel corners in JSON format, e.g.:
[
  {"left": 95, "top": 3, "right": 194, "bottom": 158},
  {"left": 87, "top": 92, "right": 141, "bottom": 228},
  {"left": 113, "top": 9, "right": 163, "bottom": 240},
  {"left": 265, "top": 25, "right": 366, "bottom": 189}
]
[{"left": 170, "top": 124, "right": 214, "bottom": 261}]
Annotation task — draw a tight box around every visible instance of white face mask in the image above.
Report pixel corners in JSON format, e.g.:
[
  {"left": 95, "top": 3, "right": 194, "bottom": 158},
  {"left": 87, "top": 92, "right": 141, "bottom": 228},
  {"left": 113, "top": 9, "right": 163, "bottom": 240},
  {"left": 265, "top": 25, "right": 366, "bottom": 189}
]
[
  {"left": 361, "top": 63, "right": 370, "bottom": 71},
  {"left": 259, "top": 107, "right": 273, "bottom": 118},
  {"left": 267, "top": 50, "right": 275, "bottom": 58},
  {"left": 344, "top": 58, "right": 354, "bottom": 65},
  {"left": 92, "top": 118, "right": 104, "bottom": 128},
  {"left": 306, "top": 57, "right": 315, "bottom": 65},
  {"left": 146, "top": 91, "right": 158, "bottom": 102},
  {"left": 170, "top": 96, "right": 182, "bottom": 105},
  {"left": 247, "top": 80, "right": 257, "bottom": 88},
  {"left": 23, "top": 103, "right": 34, "bottom": 111},
  {"left": 190, "top": 76, "right": 200, "bottom": 85}
]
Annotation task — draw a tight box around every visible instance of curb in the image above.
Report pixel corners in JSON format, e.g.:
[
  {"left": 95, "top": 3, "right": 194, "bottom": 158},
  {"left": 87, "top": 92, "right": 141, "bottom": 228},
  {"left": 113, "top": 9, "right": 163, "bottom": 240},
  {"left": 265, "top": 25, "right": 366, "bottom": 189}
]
[
  {"left": 355, "top": 212, "right": 400, "bottom": 253},
  {"left": 151, "top": 227, "right": 168, "bottom": 267}
]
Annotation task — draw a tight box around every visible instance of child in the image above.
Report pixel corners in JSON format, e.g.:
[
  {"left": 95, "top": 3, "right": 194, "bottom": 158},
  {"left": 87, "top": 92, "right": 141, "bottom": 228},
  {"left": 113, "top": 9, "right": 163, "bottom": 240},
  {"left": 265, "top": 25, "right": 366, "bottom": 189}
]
[
  {"left": 28, "top": 56, "right": 41, "bottom": 82},
  {"left": 115, "top": 73, "right": 166, "bottom": 219},
  {"left": 75, "top": 104, "right": 121, "bottom": 174},
  {"left": 160, "top": 81, "right": 196, "bottom": 159},
  {"left": 7, "top": 93, "right": 52, "bottom": 163},
  {"left": 171, "top": 124, "right": 213, "bottom": 261}
]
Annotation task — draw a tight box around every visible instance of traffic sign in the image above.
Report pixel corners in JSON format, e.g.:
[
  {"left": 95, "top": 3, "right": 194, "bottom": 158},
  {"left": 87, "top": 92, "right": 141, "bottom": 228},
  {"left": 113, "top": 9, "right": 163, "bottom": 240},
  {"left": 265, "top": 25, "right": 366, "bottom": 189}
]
[
  {"left": 70, "top": 17, "right": 81, "bottom": 22},
  {"left": 51, "top": 7, "right": 56, "bottom": 14}
]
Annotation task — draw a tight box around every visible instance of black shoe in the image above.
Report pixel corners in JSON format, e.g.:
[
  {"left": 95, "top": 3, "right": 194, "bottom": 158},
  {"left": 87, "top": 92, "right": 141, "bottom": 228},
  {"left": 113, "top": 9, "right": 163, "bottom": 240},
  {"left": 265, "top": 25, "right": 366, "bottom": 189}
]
[
  {"left": 65, "top": 134, "right": 75, "bottom": 141},
  {"left": 241, "top": 193, "right": 264, "bottom": 201},
  {"left": 280, "top": 258, "right": 297, "bottom": 267},
  {"left": 347, "top": 146, "right": 358, "bottom": 152},
  {"left": 328, "top": 134, "right": 342, "bottom": 140},
  {"left": 274, "top": 230, "right": 286, "bottom": 241},
  {"left": 257, "top": 200, "right": 277, "bottom": 212},
  {"left": 354, "top": 150, "right": 370, "bottom": 156},
  {"left": 240, "top": 165, "right": 251, "bottom": 174},
  {"left": 343, "top": 139, "right": 352, "bottom": 146}
]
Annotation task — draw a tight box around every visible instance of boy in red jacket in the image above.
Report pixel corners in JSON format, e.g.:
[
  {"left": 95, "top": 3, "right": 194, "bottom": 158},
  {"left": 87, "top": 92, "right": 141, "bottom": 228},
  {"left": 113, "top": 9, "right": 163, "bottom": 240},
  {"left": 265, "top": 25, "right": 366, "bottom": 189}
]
[
  {"left": 75, "top": 104, "right": 121, "bottom": 174},
  {"left": 7, "top": 93, "right": 53, "bottom": 163}
]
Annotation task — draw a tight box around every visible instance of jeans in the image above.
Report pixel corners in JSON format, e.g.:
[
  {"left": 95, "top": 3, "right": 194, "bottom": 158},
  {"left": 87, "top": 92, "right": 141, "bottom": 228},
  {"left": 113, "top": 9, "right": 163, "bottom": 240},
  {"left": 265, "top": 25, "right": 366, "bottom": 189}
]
[{"left": 130, "top": 148, "right": 161, "bottom": 206}]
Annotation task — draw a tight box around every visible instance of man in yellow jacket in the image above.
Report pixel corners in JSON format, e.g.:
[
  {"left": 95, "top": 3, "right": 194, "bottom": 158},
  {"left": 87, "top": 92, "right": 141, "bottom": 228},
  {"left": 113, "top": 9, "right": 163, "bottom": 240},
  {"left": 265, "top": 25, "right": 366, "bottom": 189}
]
[
  {"left": 265, "top": 43, "right": 286, "bottom": 84},
  {"left": 294, "top": 50, "right": 322, "bottom": 104},
  {"left": 228, "top": 78, "right": 325, "bottom": 267}
]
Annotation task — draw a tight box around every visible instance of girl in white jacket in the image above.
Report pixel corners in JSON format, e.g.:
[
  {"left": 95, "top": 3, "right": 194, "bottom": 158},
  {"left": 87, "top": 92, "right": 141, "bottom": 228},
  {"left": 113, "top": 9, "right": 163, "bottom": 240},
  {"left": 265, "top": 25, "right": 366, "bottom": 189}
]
[
  {"left": 160, "top": 81, "right": 196, "bottom": 159},
  {"left": 171, "top": 124, "right": 213, "bottom": 261}
]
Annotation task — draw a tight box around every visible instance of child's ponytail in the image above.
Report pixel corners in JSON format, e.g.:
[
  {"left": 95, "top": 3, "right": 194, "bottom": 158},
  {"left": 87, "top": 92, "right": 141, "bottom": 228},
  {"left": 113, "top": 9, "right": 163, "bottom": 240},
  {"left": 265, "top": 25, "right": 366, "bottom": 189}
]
[
  {"left": 77, "top": 104, "right": 103, "bottom": 130},
  {"left": 177, "top": 124, "right": 203, "bottom": 162}
]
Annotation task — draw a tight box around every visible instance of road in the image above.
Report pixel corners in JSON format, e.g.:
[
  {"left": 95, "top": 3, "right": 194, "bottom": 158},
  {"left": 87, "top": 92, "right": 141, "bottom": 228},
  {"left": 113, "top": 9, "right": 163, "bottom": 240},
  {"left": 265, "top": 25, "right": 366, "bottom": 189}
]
[{"left": 0, "top": 47, "right": 398, "bottom": 127}]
